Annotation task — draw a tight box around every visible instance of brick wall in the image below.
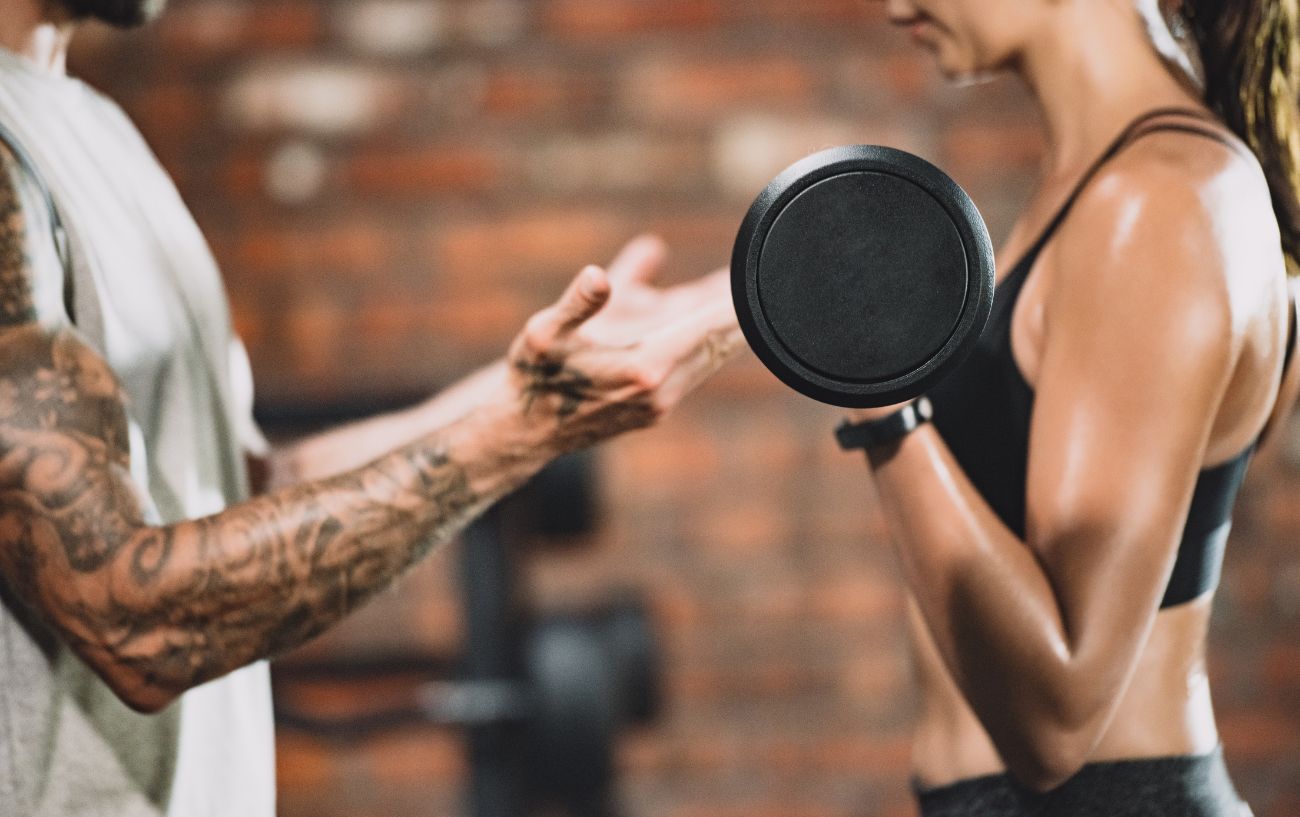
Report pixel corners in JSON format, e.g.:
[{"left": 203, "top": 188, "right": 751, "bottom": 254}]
[{"left": 66, "top": 1, "right": 1300, "bottom": 815}]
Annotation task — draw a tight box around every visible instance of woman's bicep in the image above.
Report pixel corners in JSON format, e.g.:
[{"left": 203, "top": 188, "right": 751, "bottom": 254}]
[{"left": 1024, "top": 168, "right": 1236, "bottom": 662}]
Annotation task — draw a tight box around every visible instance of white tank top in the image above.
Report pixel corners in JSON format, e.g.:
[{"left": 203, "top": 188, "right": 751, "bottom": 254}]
[{"left": 0, "top": 47, "right": 275, "bottom": 817}]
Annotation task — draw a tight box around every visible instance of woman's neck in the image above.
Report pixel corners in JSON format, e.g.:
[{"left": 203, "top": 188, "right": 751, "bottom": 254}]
[
  {"left": 1015, "top": 2, "right": 1203, "bottom": 176},
  {"left": 0, "top": 0, "right": 75, "bottom": 75}
]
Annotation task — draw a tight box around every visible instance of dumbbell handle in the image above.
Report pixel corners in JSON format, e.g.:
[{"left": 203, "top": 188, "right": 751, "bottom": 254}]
[
  {"left": 417, "top": 679, "right": 531, "bottom": 725},
  {"left": 274, "top": 679, "right": 531, "bottom": 737}
]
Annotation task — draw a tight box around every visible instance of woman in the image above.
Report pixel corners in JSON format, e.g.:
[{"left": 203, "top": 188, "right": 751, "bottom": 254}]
[{"left": 844, "top": 1, "right": 1300, "bottom": 814}]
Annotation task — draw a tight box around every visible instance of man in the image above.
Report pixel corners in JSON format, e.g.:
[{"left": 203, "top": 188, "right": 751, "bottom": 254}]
[{"left": 0, "top": 0, "right": 742, "bottom": 814}]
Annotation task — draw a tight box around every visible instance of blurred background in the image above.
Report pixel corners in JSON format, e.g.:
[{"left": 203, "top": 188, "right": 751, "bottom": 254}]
[{"left": 65, "top": 1, "right": 1300, "bottom": 815}]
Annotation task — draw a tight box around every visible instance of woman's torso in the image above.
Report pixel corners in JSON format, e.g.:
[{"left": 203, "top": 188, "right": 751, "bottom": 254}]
[{"left": 909, "top": 107, "right": 1289, "bottom": 788}]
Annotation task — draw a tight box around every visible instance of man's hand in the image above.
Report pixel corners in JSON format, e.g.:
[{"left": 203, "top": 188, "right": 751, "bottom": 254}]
[
  {"left": 508, "top": 247, "right": 742, "bottom": 456},
  {"left": 0, "top": 133, "right": 742, "bottom": 714},
  {"left": 580, "top": 235, "right": 732, "bottom": 346},
  {"left": 263, "top": 235, "right": 739, "bottom": 489}
]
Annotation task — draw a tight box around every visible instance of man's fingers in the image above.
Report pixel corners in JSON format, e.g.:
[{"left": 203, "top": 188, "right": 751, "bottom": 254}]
[
  {"left": 553, "top": 265, "right": 612, "bottom": 334},
  {"left": 607, "top": 235, "right": 668, "bottom": 287},
  {"left": 517, "top": 266, "right": 611, "bottom": 362}
]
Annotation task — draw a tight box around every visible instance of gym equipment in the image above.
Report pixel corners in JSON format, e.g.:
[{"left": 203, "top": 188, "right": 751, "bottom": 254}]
[
  {"left": 259, "top": 397, "right": 660, "bottom": 817},
  {"left": 732, "top": 145, "right": 996, "bottom": 408}
]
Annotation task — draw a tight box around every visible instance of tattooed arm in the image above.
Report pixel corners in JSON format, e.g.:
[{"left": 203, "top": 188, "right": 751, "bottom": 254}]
[
  {"left": 0, "top": 148, "right": 742, "bottom": 713},
  {"left": 263, "top": 235, "right": 733, "bottom": 487}
]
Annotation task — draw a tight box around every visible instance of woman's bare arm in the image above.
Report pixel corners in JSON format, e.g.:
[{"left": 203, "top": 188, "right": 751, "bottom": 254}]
[{"left": 863, "top": 146, "right": 1279, "bottom": 790}]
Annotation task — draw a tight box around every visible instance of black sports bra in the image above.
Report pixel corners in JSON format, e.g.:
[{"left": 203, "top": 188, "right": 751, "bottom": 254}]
[{"left": 929, "top": 107, "right": 1283, "bottom": 610}]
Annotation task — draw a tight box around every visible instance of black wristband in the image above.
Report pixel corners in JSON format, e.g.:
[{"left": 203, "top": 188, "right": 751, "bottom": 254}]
[{"left": 834, "top": 396, "right": 933, "bottom": 452}]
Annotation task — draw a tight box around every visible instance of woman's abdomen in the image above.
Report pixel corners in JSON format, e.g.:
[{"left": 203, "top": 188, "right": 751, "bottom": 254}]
[{"left": 907, "top": 594, "right": 1221, "bottom": 789}]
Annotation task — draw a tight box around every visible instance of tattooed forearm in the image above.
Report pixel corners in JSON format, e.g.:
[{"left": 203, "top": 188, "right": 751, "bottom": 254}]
[
  {"left": 0, "top": 147, "right": 546, "bottom": 710},
  {"left": 0, "top": 326, "right": 512, "bottom": 711}
]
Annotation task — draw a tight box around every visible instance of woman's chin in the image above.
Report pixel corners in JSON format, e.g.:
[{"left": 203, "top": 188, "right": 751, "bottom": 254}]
[
  {"left": 946, "top": 69, "right": 1001, "bottom": 87},
  {"left": 933, "top": 53, "right": 1000, "bottom": 86}
]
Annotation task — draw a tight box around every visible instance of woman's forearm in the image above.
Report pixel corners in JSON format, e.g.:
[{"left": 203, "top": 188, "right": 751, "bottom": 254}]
[{"left": 867, "top": 427, "right": 1136, "bottom": 790}]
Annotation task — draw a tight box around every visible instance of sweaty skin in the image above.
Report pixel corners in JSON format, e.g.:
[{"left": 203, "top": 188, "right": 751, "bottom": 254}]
[
  {"left": 0, "top": 144, "right": 741, "bottom": 714},
  {"left": 862, "top": 0, "right": 1292, "bottom": 793}
]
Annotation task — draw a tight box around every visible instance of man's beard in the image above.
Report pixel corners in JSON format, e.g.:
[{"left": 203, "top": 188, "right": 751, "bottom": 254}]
[{"left": 60, "top": 0, "right": 167, "bottom": 28}]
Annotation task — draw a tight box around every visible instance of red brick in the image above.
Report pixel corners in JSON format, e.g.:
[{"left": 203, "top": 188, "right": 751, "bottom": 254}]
[
  {"left": 620, "top": 731, "right": 666, "bottom": 774},
  {"left": 840, "top": 651, "right": 912, "bottom": 704},
  {"left": 420, "top": 290, "right": 534, "bottom": 347},
  {"left": 430, "top": 210, "right": 630, "bottom": 291},
  {"left": 941, "top": 121, "right": 1045, "bottom": 176},
  {"left": 810, "top": 573, "right": 905, "bottom": 623},
  {"left": 1262, "top": 643, "right": 1300, "bottom": 693},
  {"left": 246, "top": 3, "right": 325, "bottom": 50},
  {"left": 224, "top": 63, "right": 418, "bottom": 136},
  {"left": 623, "top": 57, "right": 819, "bottom": 124},
  {"left": 1219, "top": 710, "right": 1300, "bottom": 761},
  {"left": 752, "top": 0, "right": 882, "bottom": 27},
  {"left": 809, "top": 734, "right": 914, "bottom": 775},
  {"left": 228, "top": 298, "right": 265, "bottom": 351},
  {"left": 275, "top": 733, "right": 340, "bottom": 792},
  {"left": 282, "top": 297, "right": 350, "bottom": 380},
  {"left": 161, "top": 2, "right": 324, "bottom": 56},
  {"left": 687, "top": 496, "right": 798, "bottom": 558},
  {"left": 156, "top": 2, "right": 253, "bottom": 56},
  {"left": 362, "top": 730, "right": 466, "bottom": 785},
  {"left": 677, "top": 734, "right": 743, "bottom": 772},
  {"left": 480, "top": 66, "right": 603, "bottom": 121},
  {"left": 604, "top": 422, "right": 723, "bottom": 502},
  {"left": 342, "top": 146, "right": 509, "bottom": 197},
  {"left": 125, "top": 84, "right": 207, "bottom": 145},
  {"left": 234, "top": 222, "right": 395, "bottom": 278},
  {"left": 539, "top": 0, "right": 727, "bottom": 40},
  {"left": 217, "top": 151, "right": 267, "bottom": 201}
]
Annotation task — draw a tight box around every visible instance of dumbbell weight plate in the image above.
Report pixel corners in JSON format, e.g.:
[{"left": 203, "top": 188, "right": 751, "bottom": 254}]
[
  {"left": 731, "top": 145, "right": 995, "bottom": 408},
  {"left": 524, "top": 616, "right": 618, "bottom": 806},
  {"left": 602, "top": 596, "right": 662, "bottom": 726}
]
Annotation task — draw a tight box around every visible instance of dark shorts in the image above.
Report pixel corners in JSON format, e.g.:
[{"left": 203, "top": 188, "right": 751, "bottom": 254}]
[{"left": 915, "top": 747, "right": 1249, "bottom": 817}]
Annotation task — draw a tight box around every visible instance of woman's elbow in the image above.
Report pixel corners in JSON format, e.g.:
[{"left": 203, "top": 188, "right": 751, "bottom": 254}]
[
  {"left": 997, "top": 695, "right": 1110, "bottom": 792},
  {"left": 1002, "top": 737, "right": 1090, "bottom": 793}
]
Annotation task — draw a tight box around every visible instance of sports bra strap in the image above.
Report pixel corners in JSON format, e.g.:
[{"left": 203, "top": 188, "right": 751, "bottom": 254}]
[{"left": 1017, "top": 107, "right": 1234, "bottom": 269}]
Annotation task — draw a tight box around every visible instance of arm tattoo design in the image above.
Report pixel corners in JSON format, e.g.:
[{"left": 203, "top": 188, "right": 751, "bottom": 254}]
[
  {"left": 0, "top": 149, "right": 493, "bottom": 708},
  {"left": 514, "top": 358, "right": 595, "bottom": 419},
  {"left": 0, "top": 152, "right": 36, "bottom": 325}
]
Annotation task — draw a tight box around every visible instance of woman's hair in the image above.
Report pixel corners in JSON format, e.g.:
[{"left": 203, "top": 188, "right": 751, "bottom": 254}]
[{"left": 1185, "top": 0, "right": 1300, "bottom": 274}]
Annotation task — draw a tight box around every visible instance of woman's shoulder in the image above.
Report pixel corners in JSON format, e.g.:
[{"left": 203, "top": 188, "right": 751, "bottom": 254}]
[
  {"left": 1040, "top": 121, "right": 1289, "bottom": 458},
  {"left": 1053, "top": 124, "right": 1283, "bottom": 302}
]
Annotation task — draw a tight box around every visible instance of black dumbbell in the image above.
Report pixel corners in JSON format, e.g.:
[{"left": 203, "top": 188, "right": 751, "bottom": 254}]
[
  {"left": 522, "top": 597, "right": 662, "bottom": 810},
  {"left": 523, "top": 614, "right": 619, "bottom": 809},
  {"left": 510, "top": 451, "right": 599, "bottom": 543},
  {"left": 732, "top": 145, "right": 995, "bottom": 408}
]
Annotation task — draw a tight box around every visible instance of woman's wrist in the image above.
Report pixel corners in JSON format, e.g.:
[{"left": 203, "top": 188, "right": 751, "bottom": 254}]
[
  {"left": 835, "top": 396, "right": 934, "bottom": 464},
  {"left": 846, "top": 400, "right": 914, "bottom": 423}
]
